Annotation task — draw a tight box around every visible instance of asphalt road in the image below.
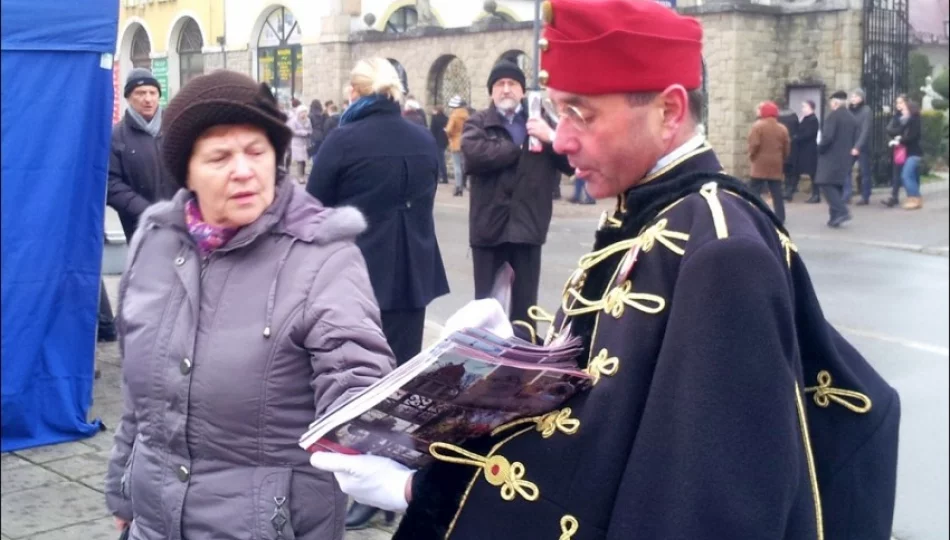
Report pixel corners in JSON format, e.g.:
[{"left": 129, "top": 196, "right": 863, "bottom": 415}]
[{"left": 426, "top": 187, "right": 950, "bottom": 540}]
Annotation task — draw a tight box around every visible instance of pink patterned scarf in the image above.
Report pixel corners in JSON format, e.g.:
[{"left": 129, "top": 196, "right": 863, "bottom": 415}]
[{"left": 184, "top": 198, "right": 239, "bottom": 258}]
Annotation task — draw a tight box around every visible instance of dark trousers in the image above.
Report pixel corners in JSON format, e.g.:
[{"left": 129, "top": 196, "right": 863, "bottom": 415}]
[
  {"left": 98, "top": 279, "right": 114, "bottom": 329},
  {"left": 890, "top": 163, "right": 903, "bottom": 201},
  {"left": 845, "top": 151, "right": 872, "bottom": 202},
  {"left": 748, "top": 178, "right": 786, "bottom": 224},
  {"left": 472, "top": 243, "right": 542, "bottom": 333},
  {"left": 436, "top": 149, "right": 448, "bottom": 183},
  {"left": 380, "top": 309, "right": 426, "bottom": 367},
  {"left": 820, "top": 185, "right": 849, "bottom": 222},
  {"left": 784, "top": 172, "right": 800, "bottom": 196}
]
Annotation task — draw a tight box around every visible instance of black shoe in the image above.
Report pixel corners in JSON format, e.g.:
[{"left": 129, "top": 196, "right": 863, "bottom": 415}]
[
  {"left": 784, "top": 194, "right": 794, "bottom": 202},
  {"left": 97, "top": 325, "right": 117, "bottom": 343},
  {"left": 881, "top": 197, "right": 898, "bottom": 208},
  {"left": 855, "top": 199, "right": 869, "bottom": 206},
  {"left": 453, "top": 188, "right": 463, "bottom": 197},
  {"left": 828, "top": 214, "right": 852, "bottom": 228},
  {"left": 345, "top": 503, "right": 378, "bottom": 530},
  {"left": 805, "top": 195, "right": 821, "bottom": 204}
]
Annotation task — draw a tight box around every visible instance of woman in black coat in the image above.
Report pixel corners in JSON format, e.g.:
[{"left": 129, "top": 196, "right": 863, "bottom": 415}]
[
  {"left": 793, "top": 100, "right": 820, "bottom": 202},
  {"left": 306, "top": 58, "right": 450, "bottom": 530}
]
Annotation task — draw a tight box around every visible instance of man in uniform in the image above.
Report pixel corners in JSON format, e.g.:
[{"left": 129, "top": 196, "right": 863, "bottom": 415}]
[{"left": 311, "top": 2, "right": 899, "bottom": 539}]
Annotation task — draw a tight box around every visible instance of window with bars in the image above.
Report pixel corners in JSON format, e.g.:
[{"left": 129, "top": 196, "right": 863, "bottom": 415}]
[
  {"left": 178, "top": 19, "right": 204, "bottom": 88},
  {"left": 431, "top": 56, "right": 471, "bottom": 107},
  {"left": 386, "top": 6, "right": 418, "bottom": 34},
  {"left": 257, "top": 7, "right": 303, "bottom": 107},
  {"left": 131, "top": 27, "right": 151, "bottom": 69}
]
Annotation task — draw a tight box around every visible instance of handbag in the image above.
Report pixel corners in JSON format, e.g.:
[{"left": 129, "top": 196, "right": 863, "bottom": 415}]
[{"left": 893, "top": 144, "right": 907, "bottom": 166}]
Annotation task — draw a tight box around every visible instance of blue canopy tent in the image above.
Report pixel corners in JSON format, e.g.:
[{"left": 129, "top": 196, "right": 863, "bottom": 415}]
[{"left": 1, "top": 1, "right": 118, "bottom": 451}]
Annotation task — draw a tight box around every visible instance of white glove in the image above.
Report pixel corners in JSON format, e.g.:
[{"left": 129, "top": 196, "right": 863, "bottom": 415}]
[
  {"left": 309, "top": 452, "right": 413, "bottom": 512},
  {"left": 440, "top": 298, "right": 514, "bottom": 340}
]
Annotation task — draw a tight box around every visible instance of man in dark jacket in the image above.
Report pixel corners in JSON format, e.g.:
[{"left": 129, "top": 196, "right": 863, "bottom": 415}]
[
  {"left": 815, "top": 91, "right": 859, "bottom": 227},
  {"left": 848, "top": 88, "right": 873, "bottom": 205},
  {"left": 107, "top": 68, "right": 177, "bottom": 241},
  {"left": 795, "top": 100, "right": 821, "bottom": 203},
  {"left": 461, "top": 60, "right": 574, "bottom": 338},
  {"left": 429, "top": 106, "right": 450, "bottom": 183},
  {"left": 312, "top": 3, "right": 899, "bottom": 539},
  {"left": 776, "top": 98, "right": 800, "bottom": 201}
]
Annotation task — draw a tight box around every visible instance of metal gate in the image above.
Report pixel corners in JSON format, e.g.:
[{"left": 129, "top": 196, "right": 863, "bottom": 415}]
[{"left": 862, "top": 0, "right": 910, "bottom": 186}]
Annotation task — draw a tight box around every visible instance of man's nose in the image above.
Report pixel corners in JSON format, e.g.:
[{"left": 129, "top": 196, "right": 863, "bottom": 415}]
[{"left": 553, "top": 123, "right": 576, "bottom": 155}]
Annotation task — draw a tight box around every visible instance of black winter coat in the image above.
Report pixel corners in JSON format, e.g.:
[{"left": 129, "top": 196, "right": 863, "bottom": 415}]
[
  {"left": 461, "top": 104, "right": 574, "bottom": 247},
  {"left": 107, "top": 110, "right": 177, "bottom": 241},
  {"left": 794, "top": 113, "right": 820, "bottom": 178},
  {"left": 778, "top": 110, "right": 800, "bottom": 174},
  {"left": 308, "top": 112, "right": 328, "bottom": 157},
  {"left": 430, "top": 112, "right": 449, "bottom": 150},
  {"left": 815, "top": 106, "right": 858, "bottom": 187},
  {"left": 306, "top": 98, "right": 449, "bottom": 311},
  {"left": 395, "top": 147, "right": 899, "bottom": 540}
]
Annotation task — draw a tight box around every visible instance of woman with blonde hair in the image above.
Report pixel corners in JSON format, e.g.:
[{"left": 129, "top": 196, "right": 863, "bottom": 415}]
[{"left": 306, "top": 57, "right": 450, "bottom": 529}]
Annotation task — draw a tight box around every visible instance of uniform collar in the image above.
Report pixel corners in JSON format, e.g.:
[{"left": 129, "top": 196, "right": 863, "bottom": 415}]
[{"left": 648, "top": 132, "right": 706, "bottom": 176}]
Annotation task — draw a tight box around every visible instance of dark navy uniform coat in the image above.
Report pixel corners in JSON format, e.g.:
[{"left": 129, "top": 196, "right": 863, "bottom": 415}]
[{"left": 394, "top": 145, "right": 899, "bottom": 540}]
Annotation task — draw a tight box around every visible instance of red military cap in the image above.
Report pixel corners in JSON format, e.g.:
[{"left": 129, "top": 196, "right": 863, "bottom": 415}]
[{"left": 539, "top": 0, "right": 704, "bottom": 95}]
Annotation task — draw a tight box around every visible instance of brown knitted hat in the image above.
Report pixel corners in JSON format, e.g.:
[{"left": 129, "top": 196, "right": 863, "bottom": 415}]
[{"left": 161, "top": 70, "right": 292, "bottom": 187}]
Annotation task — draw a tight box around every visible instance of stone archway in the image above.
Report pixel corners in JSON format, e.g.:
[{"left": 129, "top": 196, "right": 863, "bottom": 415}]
[
  {"left": 427, "top": 55, "right": 472, "bottom": 107},
  {"left": 167, "top": 15, "right": 206, "bottom": 96}
]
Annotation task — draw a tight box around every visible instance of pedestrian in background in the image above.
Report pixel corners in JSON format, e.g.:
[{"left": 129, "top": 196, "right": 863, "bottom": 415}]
[
  {"left": 896, "top": 98, "right": 924, "bottom": 210},
  {"left": 306, "top": 57, "right": 450, "bottom": 530},
  {"left": 795, "top": 100, "right": 821, "bottom": 203},
  {"left": 430, "top": 105, "right": 450, "bottom": 184},
  {"left": 287, "top": 104, "right": 312, "bottom": 184},
  {"left": 776, "top": 98, "right": 799, "bottom": 201},
  {"left": 847, "top": 88, "right": 873, "bottom": 205},
  {"left": 104, "top": 70, "right": 393, "bottom": 540},
  {"left": 403, "top": 95, "right": 427, "bottom": 127},
  {"left": 461, "top": 59, "right": 573, "bottom": 340},
  {"left": 747, "top": 100, "right": 790, "bottom": 223},
  {"left": 324, "top": 103, "right": 342, "bottom": 136},
  {"left": 308, "top": 99, "right": 328, "bottom": 168},
  {"left": 814, "top": 90, "right": 858, "bottom": 227},
  {"left": 445, "top": 95, "right": 469, "bottom": 196},
  {"left": 882, "top": 94, "right": 909, "bottom": 208}
]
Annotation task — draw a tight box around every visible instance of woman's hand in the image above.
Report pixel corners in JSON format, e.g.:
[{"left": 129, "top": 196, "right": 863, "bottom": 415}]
[
  {"left": 115, "top": 517, "right": 130, "bottom": 531},
  {"left": 310, "top": 453, "right": 414, "bottom": 511}
]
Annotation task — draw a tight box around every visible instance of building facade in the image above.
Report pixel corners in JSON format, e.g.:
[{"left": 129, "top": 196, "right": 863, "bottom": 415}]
[{"left": 116, "top": 0, "right": 882, "bottom": 177}]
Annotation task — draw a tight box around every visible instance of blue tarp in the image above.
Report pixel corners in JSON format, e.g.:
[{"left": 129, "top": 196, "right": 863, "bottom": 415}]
[{"left": 1, "top": 0, "right": 118, "bottom": 451}]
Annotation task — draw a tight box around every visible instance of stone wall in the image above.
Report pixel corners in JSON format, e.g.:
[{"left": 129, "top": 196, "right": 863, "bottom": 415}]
[{"left": 191, "top": 7, "right": 865, "bottom": 178}]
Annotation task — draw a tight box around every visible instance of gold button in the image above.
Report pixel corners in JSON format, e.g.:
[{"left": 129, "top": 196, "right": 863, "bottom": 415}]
[
  {"left": 538, "top": 38, "right": 550, "bottom": 52},
  {"left": 538, "top": 70, "right": 549, "bottom": 87},
  {"left": 541, "top": 0, "right": 554, "bottom": 24}
]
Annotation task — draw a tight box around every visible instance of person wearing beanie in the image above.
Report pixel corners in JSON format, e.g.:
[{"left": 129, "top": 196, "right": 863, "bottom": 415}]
[
  {"left": 814, "top": 90, "right": 859, "bottom": 227},
  {"left": 107, "top": 68, "right": 175, "bottom": 242},
  {"left": 847, "top": 87, "right": 873, "bottom": 204},
  {"left": 459, "top": 58, "right": 573, "bottom": 339},
  {"left": 312, "top": 2, "right": 899, "bottom": 540},
  {"left": 103, "top": 69, "right": 394, "bottom": 540},
  {"left": 444, "top": 95, "right": 470, "bottom": 195},
  {"left": 747, "top": 100, "right": 790, "bottom": 223}
]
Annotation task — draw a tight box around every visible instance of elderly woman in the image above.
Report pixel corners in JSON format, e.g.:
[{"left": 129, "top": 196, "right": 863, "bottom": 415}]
[
  {"left": 747, "top": 100, "right": 790, "bottom": 223},
  {"left": 287, "top": 104, "right": 312, "bottom": 184},
  {"left": 103, "top": 70, "right": 394, "bottom": 540},
  {"left": 306, "top": 57, "right": 450, "bottom": 530}
]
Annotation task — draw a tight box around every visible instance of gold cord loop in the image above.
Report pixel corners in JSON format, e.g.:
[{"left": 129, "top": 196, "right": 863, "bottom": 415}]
[
  {"left": 586, "top": 349, "right": 620, "bottom": 385},
  {"left": 804, "top": 370, "right": 872, "bottom": 414},
  {"left": 559, "top": 515, "right": 580, "bottom": 540},
  {"left": 537, "top": 408, "right": 581, "bottom": 438},
  {"left": 429, "top": 443, "right": 540, "bottom": 502}
]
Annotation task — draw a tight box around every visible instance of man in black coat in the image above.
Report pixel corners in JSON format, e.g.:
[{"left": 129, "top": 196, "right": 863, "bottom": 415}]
[
  {"left": 107, "top": 68, "right": 177, "bottom": 241},
  {"left": 814, "top": 91, "right": 859, "bottom": 227},
  {"left": 461, "top": 60, "right": 574, "bottom": 338},
  {"left": 429, "top": 105, "right": 450, "bottom": 184},
  {"left": 795, "top": 100, "right": 821, "bottom": 203},
  {"left": 777, "top": 98, "right": 800, "bottom": 200},
  {"left": 311, "top": 2, "right": 899, "bottom": 539}
]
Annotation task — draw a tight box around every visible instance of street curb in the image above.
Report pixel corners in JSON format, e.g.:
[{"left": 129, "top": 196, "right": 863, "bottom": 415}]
[{"left": 796, "top": 234, "right": 950, "bottom": 257}]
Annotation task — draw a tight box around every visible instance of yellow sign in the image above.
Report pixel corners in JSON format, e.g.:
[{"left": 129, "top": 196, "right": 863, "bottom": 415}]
[{"left": 277, "top": 48, "right": 292, "bottom": 82}]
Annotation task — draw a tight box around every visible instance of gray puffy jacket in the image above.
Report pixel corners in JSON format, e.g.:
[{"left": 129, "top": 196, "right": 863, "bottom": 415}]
[{"left": 103, "top": 178, "right": 395, "bottom": 540}]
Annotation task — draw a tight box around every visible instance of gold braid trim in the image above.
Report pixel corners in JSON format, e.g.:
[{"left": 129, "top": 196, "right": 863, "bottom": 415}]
[
  {"left": 804, "top": 370, "right": 872, "bottom": 414},
  {"left": 586, "top": 348, "right": 620, "bottom": 385},
  {"left": 699, "top": 182, "right": 729, "bottom": 239},
  {"left": 511, "top": 321, "right": 538, "bottom": 345},
  {"left": 794, "top": 383, "right": 825, "bottom": 540},
  {"left": 777, "top": 229, "right": 799, "bottom": 268},
  {"left": 562, "top": 280, "right": 665, "bottom": 319},
  {"left": 528, "top": 305, "right": 556, "bottom": 324},
  {"left": 537, "top": 408, "right": 581, "bottom": 438},
  {"left": 430, "top": 442, "right": 540, "bottom": 502},
  {"left": 560, "top": 515, "right": 580, "bottom": 540}
]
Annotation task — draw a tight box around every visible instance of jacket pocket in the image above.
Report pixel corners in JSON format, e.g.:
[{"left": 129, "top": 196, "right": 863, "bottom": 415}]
[
  {"left": 253, "top": 468, "right": 296, "bottom": 540},
  {"left": 120, "top": 440, "right": 138, "bottom": 500}
]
